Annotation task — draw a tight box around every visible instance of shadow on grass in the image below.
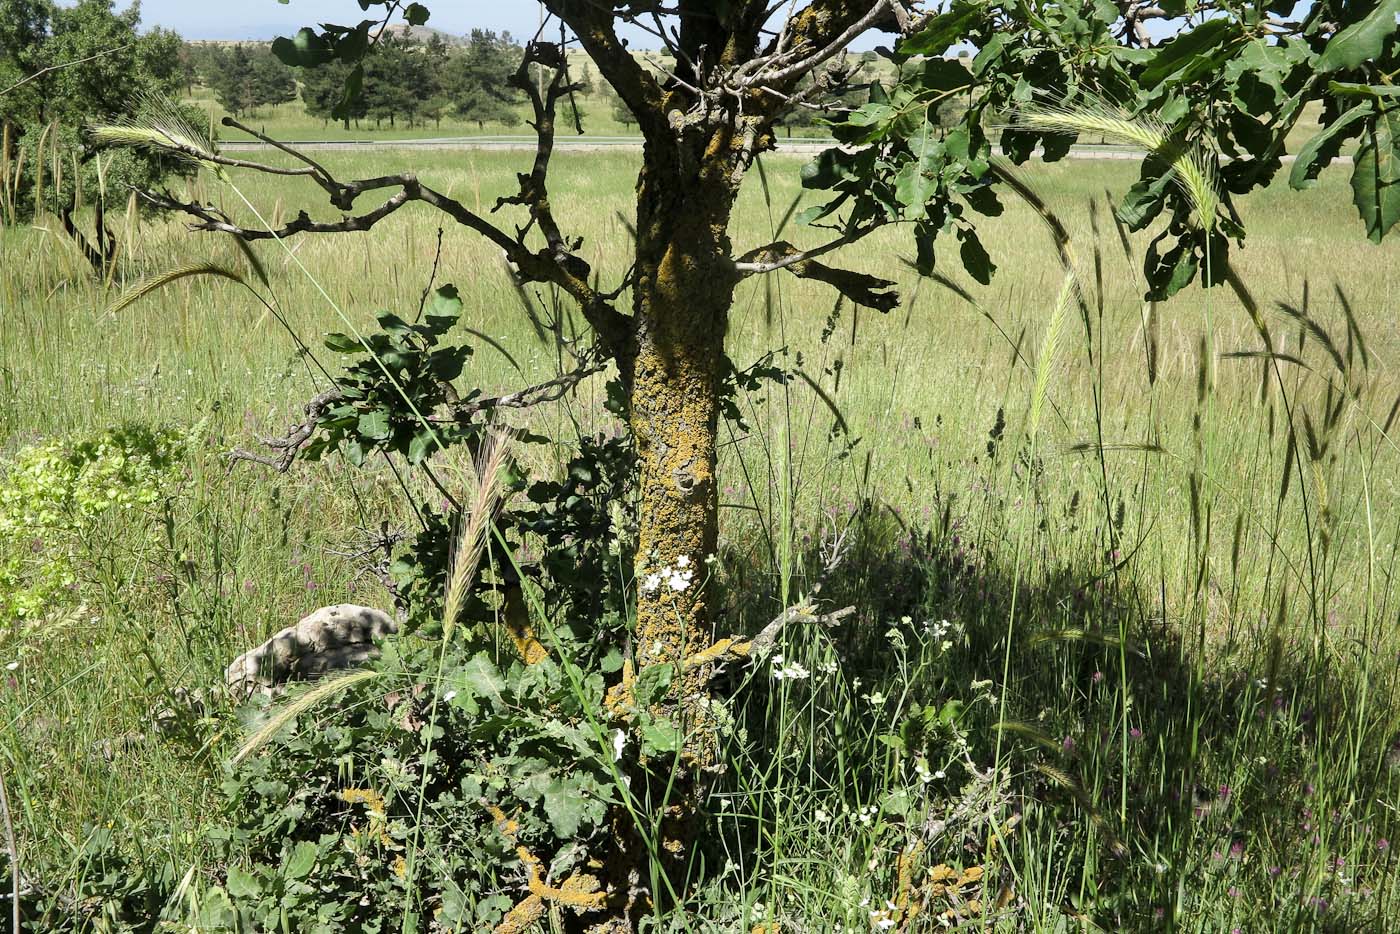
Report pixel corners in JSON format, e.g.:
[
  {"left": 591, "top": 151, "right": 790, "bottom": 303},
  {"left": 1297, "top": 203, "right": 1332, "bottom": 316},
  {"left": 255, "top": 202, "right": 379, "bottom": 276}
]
[{"left": 708, "top": 499, "right": 1400, "bottom": 930}]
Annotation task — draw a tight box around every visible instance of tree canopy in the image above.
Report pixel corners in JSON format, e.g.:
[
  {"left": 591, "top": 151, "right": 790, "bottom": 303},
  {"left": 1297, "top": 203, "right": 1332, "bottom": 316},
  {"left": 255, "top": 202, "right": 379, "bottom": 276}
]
[{"left": 0, "top": 0, "right": 187, "bottom": 217}]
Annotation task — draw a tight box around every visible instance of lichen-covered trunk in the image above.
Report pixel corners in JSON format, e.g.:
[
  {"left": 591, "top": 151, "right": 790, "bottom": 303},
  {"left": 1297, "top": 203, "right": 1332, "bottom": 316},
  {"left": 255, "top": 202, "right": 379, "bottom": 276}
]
[
  {"left": 629, "top": 195, "right": 736, "bottom": 743},
  {"left": 591, "top": 125, "right": 753, "bottom": 931}
]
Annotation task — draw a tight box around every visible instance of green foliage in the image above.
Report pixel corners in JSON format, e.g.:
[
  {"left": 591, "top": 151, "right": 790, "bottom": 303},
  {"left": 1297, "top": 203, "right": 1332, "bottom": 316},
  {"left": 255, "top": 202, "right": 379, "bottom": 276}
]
[
  {"left": 0, "top": 0, "right": 191, "bottom": 216},
  {"left": 0, "top": 424, "right": 185, "bottom": 624},
  {"left": 805, "top": 0, "right": 1400, "bottom": 298},
  {"left": 311, "top": 287, "right": 477, "bottom": 469},
  {"left": 452, "top": 29, "right": 523, "bottom": 130},
  {"left": 206, "top": 44, "right": 297, "bottom": 118},
  {"left": 209, "top": 638, "right": 618, "bottom": 931}
]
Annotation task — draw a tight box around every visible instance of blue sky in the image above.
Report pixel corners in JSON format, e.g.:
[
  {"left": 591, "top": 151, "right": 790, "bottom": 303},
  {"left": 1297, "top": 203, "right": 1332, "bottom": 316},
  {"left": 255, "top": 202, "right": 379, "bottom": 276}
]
[
  {"left": 133, "top": 0, "right": 681, "bottom": 44},
  {"left": 128, "top": 1, "right": 892, "bottom": 49}
]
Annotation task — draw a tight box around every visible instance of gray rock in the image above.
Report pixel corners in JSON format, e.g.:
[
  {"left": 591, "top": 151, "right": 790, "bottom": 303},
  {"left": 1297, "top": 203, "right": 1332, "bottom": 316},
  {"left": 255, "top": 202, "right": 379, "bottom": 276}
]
[{"left": 226, "top": 604, "right": 397, "bottom": 696}]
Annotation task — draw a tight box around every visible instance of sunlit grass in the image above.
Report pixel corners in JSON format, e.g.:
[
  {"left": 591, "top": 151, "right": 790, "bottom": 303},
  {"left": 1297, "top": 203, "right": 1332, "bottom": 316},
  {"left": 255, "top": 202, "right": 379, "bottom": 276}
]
[{"left": 2, "top": 146, "right": 1399, "bottom": 928}]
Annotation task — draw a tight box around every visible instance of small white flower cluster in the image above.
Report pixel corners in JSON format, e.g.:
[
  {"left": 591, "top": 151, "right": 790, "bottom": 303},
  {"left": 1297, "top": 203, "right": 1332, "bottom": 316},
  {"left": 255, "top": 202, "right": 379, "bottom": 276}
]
[
  {"left": 640, "top": 554, "right": 695, "bottom": 594},
  {"left": 913, "top": 758, "right": 946, "bottom": 785},
  {"left": 770, "top": 653, "right": 811, "bottom": 681},
  {"left": 856, "top": 804, "right": 878, "bottom": 826},
  {"left": 863, "top": 897, "right": 899, "bottom": 930},
  {"left": 818, "top": 658, "right": 839, "bottom": 676},
  {"left": 923, "top": 618, "right": 958, "bottom": 651}
]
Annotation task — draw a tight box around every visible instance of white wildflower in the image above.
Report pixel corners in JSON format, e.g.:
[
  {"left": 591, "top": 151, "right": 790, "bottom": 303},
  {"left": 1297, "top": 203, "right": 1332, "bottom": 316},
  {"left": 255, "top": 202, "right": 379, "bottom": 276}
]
[
  {"left": 641, "top": 573, "right": 662, "bottom": 593},
  {"left": 668, "top": 571, "right": 691, "bottom": 592},
  {"left": 5, "top": 661, "right": 17, "bottom": 671},
  {"left": 676, "top": 554, "right": 690, "bottom": 568},
  {"left": 442, "top": 690, "right": 457, "bottom": 703}
]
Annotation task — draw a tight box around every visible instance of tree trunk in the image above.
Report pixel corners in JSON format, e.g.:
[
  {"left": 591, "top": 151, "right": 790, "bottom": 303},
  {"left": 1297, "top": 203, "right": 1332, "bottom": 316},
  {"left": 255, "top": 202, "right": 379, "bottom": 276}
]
[{"left": 616, "top": 143, "right": 743, "bottom": 896}]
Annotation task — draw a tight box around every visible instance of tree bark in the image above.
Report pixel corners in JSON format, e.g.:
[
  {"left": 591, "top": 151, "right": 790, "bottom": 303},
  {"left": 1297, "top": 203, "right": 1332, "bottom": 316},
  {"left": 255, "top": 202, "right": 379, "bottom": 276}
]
[{"left": 627, "top": 137, "right": 741, "bottom": 750}]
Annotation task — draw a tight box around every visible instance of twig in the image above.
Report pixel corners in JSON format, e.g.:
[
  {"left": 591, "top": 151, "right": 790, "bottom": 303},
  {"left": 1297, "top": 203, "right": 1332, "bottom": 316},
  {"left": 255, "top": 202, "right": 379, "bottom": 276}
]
[{"left": 0, "top": 42, "right": 134, "bottom": 98}]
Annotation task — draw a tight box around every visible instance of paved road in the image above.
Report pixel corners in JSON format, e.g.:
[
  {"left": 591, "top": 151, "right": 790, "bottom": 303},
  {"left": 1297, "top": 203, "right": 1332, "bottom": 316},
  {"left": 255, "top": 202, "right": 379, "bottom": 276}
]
[
  {"left": 220, "top": 134, "right": 1163, "bottom": 158},
  {"left": 221, "top": 135, "right": 1346, "bottom": 165}
]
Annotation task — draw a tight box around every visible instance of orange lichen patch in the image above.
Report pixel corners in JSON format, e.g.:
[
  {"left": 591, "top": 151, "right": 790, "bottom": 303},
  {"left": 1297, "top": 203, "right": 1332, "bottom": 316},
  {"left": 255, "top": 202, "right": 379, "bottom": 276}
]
[
  {"left": 486, "top": 803, "right": 521, "bottom": 842},
  {"left": 339, "top": 786, "right": 386, "bottom": 814},
  {"left": 894, "top": 842, "right": 926, "bottom": 921},
  {"left": 603, "top": 657, "right": 636, "bottom": 719},
  {"left": 517, "top": 845, "right": 608, "bottom": 909},
  {"left": 340, "top": 787, "right": 394, "bottom": 849},
  {"left": 750, "top": 924, "right": 781, "bottom": 934},
  {"left": 504, "top": 582, "right": 548, "bottom": 666},
  {"left": 680, "top": 636, "right": 751, "bottom": 672},
  {"left": 493, "top": 893, "right": 545, "bottom": 934},
  {"left": 920, "top": 862, "right": 991, "bottom": 925}
]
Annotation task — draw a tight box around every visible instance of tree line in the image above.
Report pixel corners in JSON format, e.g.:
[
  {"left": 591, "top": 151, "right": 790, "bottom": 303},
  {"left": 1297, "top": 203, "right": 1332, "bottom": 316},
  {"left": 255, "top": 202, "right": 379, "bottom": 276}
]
[{"left": 185, "top": 30, "right": 530, "bottom": 131}]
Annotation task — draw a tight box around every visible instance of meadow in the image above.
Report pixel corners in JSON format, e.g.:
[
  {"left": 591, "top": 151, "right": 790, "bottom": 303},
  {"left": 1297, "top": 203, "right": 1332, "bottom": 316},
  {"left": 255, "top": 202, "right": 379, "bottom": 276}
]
[{"left": 3, "top": 144, "right": 1400, "bottom": 930}]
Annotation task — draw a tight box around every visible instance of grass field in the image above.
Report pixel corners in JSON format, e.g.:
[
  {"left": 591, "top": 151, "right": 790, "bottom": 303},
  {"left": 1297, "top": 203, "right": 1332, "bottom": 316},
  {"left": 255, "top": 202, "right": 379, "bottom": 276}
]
[{"left": 3, "top": 145, "right": 1400, "bottom": 929}]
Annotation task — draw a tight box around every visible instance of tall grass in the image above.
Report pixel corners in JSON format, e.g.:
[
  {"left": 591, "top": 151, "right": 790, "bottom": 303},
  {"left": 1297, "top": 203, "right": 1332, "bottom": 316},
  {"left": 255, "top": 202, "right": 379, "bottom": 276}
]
[{"left": 2, "top": 146, "right": 1400, "bottom": 928}]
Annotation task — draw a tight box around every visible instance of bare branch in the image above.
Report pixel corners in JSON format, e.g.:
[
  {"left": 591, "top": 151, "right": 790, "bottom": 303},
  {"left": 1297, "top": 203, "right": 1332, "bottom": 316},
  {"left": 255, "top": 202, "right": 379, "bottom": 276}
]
[
  {"left": 0, "top": 42, "right": 134, "bottom": 98},
  {"left": 734, "top": 235, "right": 898, "bottom": 311},
  {"left": 229, "top": 353, "right": 608, "bottom": 473},
  {"left": 541, "top": 0, "right": 670, "bottom": 140}
]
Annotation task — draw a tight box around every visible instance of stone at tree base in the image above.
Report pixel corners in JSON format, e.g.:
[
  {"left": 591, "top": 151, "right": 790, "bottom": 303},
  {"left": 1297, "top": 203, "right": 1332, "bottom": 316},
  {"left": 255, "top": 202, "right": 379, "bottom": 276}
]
[{"left": 225, "top": 604, "right": 397, "bottom": 696}]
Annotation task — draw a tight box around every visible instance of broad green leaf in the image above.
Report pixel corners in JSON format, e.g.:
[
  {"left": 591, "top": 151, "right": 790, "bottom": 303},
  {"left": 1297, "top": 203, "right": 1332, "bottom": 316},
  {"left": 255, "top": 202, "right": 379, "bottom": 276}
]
[
  {"left": 908, "top": 58, "right": 973, "bottom": 94},
  {"left": 634, "top": 663, "right": 674, "bottom": 708},
  {"left": 894, "top": 120, "right": 942, "bottom": 212},
  {"left": 284, "top": 841, "right": 318, "bottom": 880},
  {"left": 1329, "top": 81, "right": 1400, "bottom": 100},
  {"left": 404, "top": 3, "right": 430, "bottom": 26},
  {"left": 542, "top": 780, "right": 588, "bottom": 837},
  {"left": 898, "top": 2, "right": 985, "bottom": 57},
  {"left": 407, "top": 430, "right": 437, "bottom": 464},
  {"left": 1117, "top": 169, "right": 1174, "bottom": 230},
  {"left": 1144, "top": 234, "right": 1198, "bottom": 300},
  {"left": 323, "top": 332, "right": 363, "bottom": 353},
  {"left": 271, "top": 28, "right": 334, "bottom": 68},
  {"left": 640, "top": 716, "right": 682, "bottom": 755},
  {"left": 1141, "top": 19, "right": 1241, "bottom": 87},
  {"left": 461, "top": 653, "right": 507, "bottom": 703},
  {"left": 357, "top": 409, "right": 390, "bottom": 441},
  {"left": 427, "top": 284, "right": 462, "bottom": 316},
  {"left": 1290, "top": 102, "right": 1371, "bottom": 190},
  {"left": 971, "top": 34, "right": 1008, "bottom": 77},
  {"left": 800, "top": 148, "right": 871, "bottom": 190},
  {"left": 1317, "top": 0, "right": 1400, "bottom": 73},
  {"left": 226, "top": 865, "right": 262, "bottom": 900},
  {"left": 1351, "top": 103, "right": 1400, "bottom": 242}
]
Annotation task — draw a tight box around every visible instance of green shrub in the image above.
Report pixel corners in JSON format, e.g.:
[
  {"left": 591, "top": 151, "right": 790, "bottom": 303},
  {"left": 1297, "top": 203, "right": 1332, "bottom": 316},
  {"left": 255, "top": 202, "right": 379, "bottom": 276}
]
[{"left": 0, "top": 424, "right": 186, "bottom": 625}]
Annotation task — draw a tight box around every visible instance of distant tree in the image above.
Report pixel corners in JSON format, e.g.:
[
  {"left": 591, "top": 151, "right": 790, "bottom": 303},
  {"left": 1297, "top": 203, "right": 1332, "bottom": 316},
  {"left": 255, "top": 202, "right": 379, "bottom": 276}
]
[
  {"left": 420, "top": 32, "right": 452, "bottom": 129},
  {"left": 0, "top": 0, "right": 190, "bottom": 224},
  {"left": 251, "top": 47, "right": 297, "bottom": 112},
  {"left": 599, "top": 80, "right": 634, "bottom": 129},
  {"left": 300, "top": 58, "right": 364, "bottom": 128},
  {"left": 363, "top": 35, "right": 428, "bottom": 128},
  {"left": 210, "top": 45, "right": 256, "bottom": 116},
  {"left": 176, "top": 42, "right": 199, "bottom": 95},
  {"left": 453, "top": 29, "right": 521, "bottom": 130}
]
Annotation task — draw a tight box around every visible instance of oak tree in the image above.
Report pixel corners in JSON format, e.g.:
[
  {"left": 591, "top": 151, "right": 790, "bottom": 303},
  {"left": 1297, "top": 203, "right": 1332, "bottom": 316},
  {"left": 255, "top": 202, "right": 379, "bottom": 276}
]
[{"left": 102, "top": 0, "right": 1400, "bottom": 928}]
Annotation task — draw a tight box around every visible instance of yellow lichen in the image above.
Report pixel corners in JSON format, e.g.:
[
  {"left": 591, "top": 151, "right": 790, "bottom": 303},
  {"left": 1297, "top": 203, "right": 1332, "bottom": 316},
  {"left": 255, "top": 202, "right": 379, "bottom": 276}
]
[{"left": 504, "top": 582, "right": 548, "bottom": 665}]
